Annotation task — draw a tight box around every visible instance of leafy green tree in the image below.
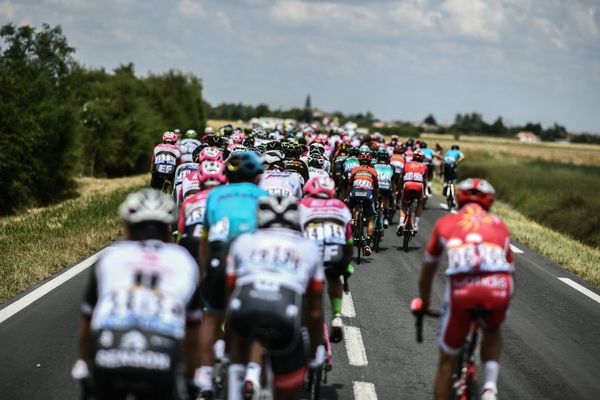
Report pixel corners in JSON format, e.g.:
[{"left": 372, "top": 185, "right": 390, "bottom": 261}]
[{"left": 424, "top": 114, "right": 437, "bottom": 126}]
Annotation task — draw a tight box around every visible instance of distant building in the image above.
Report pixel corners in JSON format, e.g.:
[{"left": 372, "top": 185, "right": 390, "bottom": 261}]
[{"left": 515, "top": 131, "right": 541, "bottom": 143}]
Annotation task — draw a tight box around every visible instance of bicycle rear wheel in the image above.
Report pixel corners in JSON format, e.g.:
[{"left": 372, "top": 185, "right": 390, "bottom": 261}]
[{"left": 306, "top": 367, "right": 323, "bottom": 400}]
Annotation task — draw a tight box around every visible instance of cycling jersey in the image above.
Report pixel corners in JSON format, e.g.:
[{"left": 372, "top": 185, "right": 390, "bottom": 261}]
[
  {"left": 373, "top": 162, "right": 395, "bottom": 191},
  {"left": 173, "top": 162, "right": 198, "bottom": 204},
  {"left": 202, "top": 183, "right": 269, "bottom": 243},
  {"left": 298, "top": 197, "right": 352, "bottom": 276},
  {"left": 308, "top": 166, "right": 329, "bottom": 180},
  {"left": 443, "top": 149, "right": 463, "bottom": 166},
  {"left": 259, "top": 170, "right": 303, "bottom": 199},
  {"left": 401, "top": 161, "right": 427, "bottom": 200},
  {"left": 350, "top": 165, "right": 379, "bottom": 191},
  {"left": 342, "top": 156, "right": 360, "bottom": 179},
  {"left": 226, "top": 228, "right": 324, "bottom": 387},
  {"left": 178, "top": 138, "right": 201, "bottom": 163},
  {"left": 180, "top": 170, "right": 201, "bottom": 203},
  {"left": 420, "top": 148, "right": 435, "bottom": 165},
  {"left": 178, "top": 189, "right": 209, "bottom": 240},
  {"left": 152, "top": 143, "right": 182, "bottom": 175},
  {"left": 390, "top": 154, "right": 405, "bottom": 175},
  {"left": 284, "top": 159, "right": 309, "bottom": 184},
  {"left": 424, "top": 203, "right": 514, "bottom": 354}
]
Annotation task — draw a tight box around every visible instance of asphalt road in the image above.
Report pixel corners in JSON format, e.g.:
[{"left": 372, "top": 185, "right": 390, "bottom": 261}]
[{"left": 1, "top": 195, "right": 599, "bottom": 399}]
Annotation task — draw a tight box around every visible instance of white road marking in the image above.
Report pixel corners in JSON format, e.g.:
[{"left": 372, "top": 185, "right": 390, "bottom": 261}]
[
  {"left": 0, "top": 250, "right": 103, "bottom": 324},
  {"left": 344, "top": 326, "right": 368, "bottom": 366},
  {"left": 558, "top": 278, "right": 600, "bottom": 304},
  {"left": 342, "top": 291, "right": 356, "bottom": 318},
  {"left": 353, "top": 381, "right": 378, "bottom": 400},
  {"left": 450, "top": 209, "right": 458, "bottom": 214},
  {"left": 439, "top": 203, "right": 448, "bottom": 210},
  {"left": 510, "top": 244, "right": 524, "bottom": 254}
]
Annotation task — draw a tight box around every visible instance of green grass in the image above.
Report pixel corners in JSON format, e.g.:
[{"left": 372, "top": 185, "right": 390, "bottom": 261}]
[
  {"left": 0, "top": 176, "right": 146, "bottom": 302},
  {"left": 457, "top": 153, "right": 600, "bottom": 248}
]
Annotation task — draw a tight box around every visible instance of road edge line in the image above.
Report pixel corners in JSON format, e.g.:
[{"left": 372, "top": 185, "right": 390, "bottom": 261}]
[{"left": 557, "top": 278, "right": 600, "bottom": 304}]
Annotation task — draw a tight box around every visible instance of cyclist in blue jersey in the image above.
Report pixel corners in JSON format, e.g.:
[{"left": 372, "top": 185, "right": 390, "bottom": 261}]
[
  {"left": 419, "top": 142, "right": 436, "bottom": 197},
  {"left": 437, "top": 145, "right": 464, "bottom": 196},
  {"left": 196, "top": 151, "right": 268, "bottom": 398}
]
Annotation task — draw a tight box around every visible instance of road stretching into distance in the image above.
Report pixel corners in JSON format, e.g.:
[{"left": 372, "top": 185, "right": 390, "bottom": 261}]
[{"left": 1, "top": 194, "right": 599, "bottom": 399}]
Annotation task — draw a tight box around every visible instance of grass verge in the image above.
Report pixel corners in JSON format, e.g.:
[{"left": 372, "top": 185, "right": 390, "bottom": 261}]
[
  {"left": 0, "top": 174, "right": 148, "bottom": 303},
  {"left": 431, "top": 180, "right": 600, "bottom": 287}
]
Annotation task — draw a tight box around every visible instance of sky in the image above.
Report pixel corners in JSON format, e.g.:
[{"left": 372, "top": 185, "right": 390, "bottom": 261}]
[{"left": 1, "top": 0, "right": 599, "bottom": 132}]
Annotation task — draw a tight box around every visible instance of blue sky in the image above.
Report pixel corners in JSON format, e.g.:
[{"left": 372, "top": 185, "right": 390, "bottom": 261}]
[{"left": 1, "top": 0, "right": 599, "bottom": 132}]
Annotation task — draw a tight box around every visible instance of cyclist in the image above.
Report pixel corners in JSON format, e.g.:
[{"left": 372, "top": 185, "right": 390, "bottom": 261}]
[
  {"left": 299, "top": 176, "right": 353, "bottom": 343},
  {"left": 345, "top": 152, "right": 379, "bottom": 256},
  {"left": 196, "top": 151, "right": 268, "bottom": 398},
  {"left": 151, "top": 131, "right": 182, "bottom": 192},
  {"left": 178, "top": 162, "right": 227, "bottom": 259},
  {"left": 419, "top": 142, "right": 436, "bottom": 197},
  {"left": 225, "top": 196, "right": 325, "bottom": 400},
  {"left": 438, "top": 145, "right": 464, "bottom": 198},
  {"left": 414, "top": 178, "right": 513, "bottom": 400},
  {"left": 179, "top": 129, "right": 202, "bottom": 163},
  {"left": 373, "top": 149, "right": 396, "bottom": 228},
  {"left": 260, "top": 150, "right": 303, "bottom": 198},
  {"left": 341, "top": 147, "right": 360, "bottom": 194},
  {"left": 173, "top": 159, "right": 198, "bottom": 206},
  {"left": 75, "top": 189, "right": 203, "bottom": 400},
  {"left": 397, "top": 151, "right": 427, "bottom": 235},
  {"left": 283, "top": 143, "right": 310, "bottom": 185},
  {"left": 307, "top": 154, "right": 330, "bottom": 180}
]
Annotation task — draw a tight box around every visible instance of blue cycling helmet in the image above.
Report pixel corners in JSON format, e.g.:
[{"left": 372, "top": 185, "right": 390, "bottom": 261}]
[{"left": 225, "top": 151, "right": 264, "bottom": 183}]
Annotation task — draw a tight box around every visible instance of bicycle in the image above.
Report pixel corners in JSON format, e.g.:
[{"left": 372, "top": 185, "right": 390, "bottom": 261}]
[
  {"left": 373, "top": 200, "right": 385, "bottom": 253},
  {"left": 350, "top": 203, "right": 366, "bottom": 264},
  {"left": 411, "top": 299, "right": 484, "bottom": 400},
  {"left": 400, "top": 196, "right": 418, "bottom": 252},
  {"left": 443, "top": 164, "right": 458, "bottom": 211},
  {"left": 306, "top": 324, "right": 333, "bottom": 400}
]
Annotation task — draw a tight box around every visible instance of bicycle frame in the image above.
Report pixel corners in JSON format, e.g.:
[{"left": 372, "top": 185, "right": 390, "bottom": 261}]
[{"left": 452, "top": 322, "right": 480, "bottom": 400}]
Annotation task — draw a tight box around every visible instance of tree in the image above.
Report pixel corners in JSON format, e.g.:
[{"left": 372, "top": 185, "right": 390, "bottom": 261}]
[
  {"left": 423, "top": 114, "right": 437, "bottom": 126},
  {"left": 490, "top": 117, "right": 506, "bottom": 136}
]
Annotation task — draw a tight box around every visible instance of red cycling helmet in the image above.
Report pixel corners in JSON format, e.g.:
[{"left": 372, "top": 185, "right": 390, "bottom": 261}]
[
  {"left": 392, "top": 145, "right": 405, "bottom": 155},
  {"left": 198, "top": 161, "right": 227, "bottom": 189},
  {"left": 162, "top": 131, "right": 177, "bottom": 144},
  {"left": 412, "top": 150, "right": 424, "bottom": 162},
  {"left": 199, "top": 147, "right": 224, "bottom": 163},
  {"left": 456, "top": 178, "right": 496, "bottom": 211},
  {"left": 303, "top": 176, "right": 336, "bottom": 199},
  {"left": 358, "top": 152, "right": 372, "bottom": 165}
]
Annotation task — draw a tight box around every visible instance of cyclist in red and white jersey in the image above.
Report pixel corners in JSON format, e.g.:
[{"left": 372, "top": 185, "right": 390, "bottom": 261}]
[
  {"left": 151, "top": 131, "right": 182, "bottom": 191},
  {"left": 397, "top": 150, "right": 428, "bottom": 235},
  {"left": 415, "top": 178, "right": 514, "bottom": 400},
  {"left": 299, "top": 176, "right": 353, "bottom": 342}
]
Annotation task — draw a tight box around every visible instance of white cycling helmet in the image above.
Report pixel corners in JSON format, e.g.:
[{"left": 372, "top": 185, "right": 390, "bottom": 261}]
[
  {"left": 257, "top": 196, "right": 300, "bottom": 231},
  {"left": 261, "top": 150, "right": 285, "bottom": 170},
  {"left": 119, "top": 189, "right": 177, "bottom": 225}
]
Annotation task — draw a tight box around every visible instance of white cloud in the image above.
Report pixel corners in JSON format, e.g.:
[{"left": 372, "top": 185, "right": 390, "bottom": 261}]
[
  {"left": 175, "top": 0, "right": 204, "bottom": 19},
  {"left": 441, "top": 0, "right": 505, "bottom": 42},
  {"left": 391, "top": 0, "right": 441, "bottom": 30},
  {"left": 0, "top": 0, "right": 15, "bottom": 18}
]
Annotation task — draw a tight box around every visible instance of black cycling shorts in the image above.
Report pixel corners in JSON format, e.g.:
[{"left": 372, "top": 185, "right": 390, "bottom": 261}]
[
  {"left": 379, "top": 189, "right": 394, "bottom": 202},
  {"left": 348, "top": 188, "right": 376, "bottom": 217},
  {"left": 91, "top": 329, "right": 180, "bottom": 400},
  {"left": 444, "top": 165, "right": 457, "bottom": 182},
  {"left": 150, "top": 171, "right": 175, "bottom": 191},
  {"left": 227, "top": 284, "right": 307, "bottom": 377},
  {"left": 201, "top": 241, "right": 229, "bottom": 314},
  {"left": 179, "top": 235, "right": 200, "bottom": 261}
]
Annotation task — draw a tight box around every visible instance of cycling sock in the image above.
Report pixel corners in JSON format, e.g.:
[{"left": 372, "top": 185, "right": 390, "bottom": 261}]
[
  {"left": 245, "top": 362, "right": 261, "bottom": 389},
  {"left": 346, "top": 263, "right": 354, "bottom": 275},
  {"left": 214, "top": 339, "right": 226, "bottom": 361},
  {"left": 483, "top": 360, "right": 499, "bottom": 393},
  {"left": 228, "top": 363, "right": 245, "bottom": 400},
  {"left": 415, "top": 217, "right": 421, "bottom": 228},
  {"left": 331, "top": 298, "right": 342, "bottom": 316},
  {"left": 195, "top": 365, "right": 214, "bottom": 392}
]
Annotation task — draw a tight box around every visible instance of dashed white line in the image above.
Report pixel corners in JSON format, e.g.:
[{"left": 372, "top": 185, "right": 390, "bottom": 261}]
[
  {"left": 439, "top": 202, "right": 448, "bottom": 210},
  {"left": 0, "top": 250, "right": 103, "bottom": 324},
  {"left": 510, "top": 244, "right": 524, "bottom": 254},
  {"left": 353, "top": 381, "right": 378, "bottom": 400},
  {"left": 342, "top": 291, "right": 356, "bottom": 318},
  {"left": 344, "top": 326, "right": 368, "bottom": 366},
  {"left": 558, "top": 278, "right": 600, "bottom": 304}
]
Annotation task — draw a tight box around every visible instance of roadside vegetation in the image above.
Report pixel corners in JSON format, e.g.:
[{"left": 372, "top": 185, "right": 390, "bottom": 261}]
[
  {"left": 0, "top": 175, "right": 147, "bottom": 302},
  {"left": 0, "top": 24, "right": 205, "bottom": 214}
]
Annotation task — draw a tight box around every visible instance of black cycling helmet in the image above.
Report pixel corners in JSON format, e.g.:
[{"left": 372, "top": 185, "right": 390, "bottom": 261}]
[
  {"left": 257, "top": 196, "right": 300, "bottom": 231},
  {"left": 265, "top": 141, "right": 281, "bottom": 151},
  {"left": 204, "top": 135, "right": 222, "bottom": 148},
  {"left": 349, "top": 147, "right": 360, "bottom": 157},
  {"left": 377, "top": 148, "right": 390, "bottom": 160},
  {"left": 192, "top": 143, "right": 209, "bottom": 163},
  {"left": 225, "top": 151, "right": 264, "bottom": 183},
  {"left": 420, "top": 141, "right": 427, "bottom": 149},
  {"left": 451, "top": 144, "right": 460, "bottom": 150}
]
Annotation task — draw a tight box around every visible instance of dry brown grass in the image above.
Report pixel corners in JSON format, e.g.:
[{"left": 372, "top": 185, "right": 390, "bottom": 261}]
[
  {"left": 0, "top": 174, "right": 148, "bottom": 302},
  {"left": 206, "top": 119, "right": 250, "bottom": 130},
  {"left": 421, "top": 133, "right": 600, "bottom": 166}
]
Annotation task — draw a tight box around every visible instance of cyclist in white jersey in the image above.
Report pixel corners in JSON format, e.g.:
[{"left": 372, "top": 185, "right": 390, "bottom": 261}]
[
  {"left": 307, "top": 155, "right": 330, "bottom": 180},
  {"left": 225, "top": 196, "right": 325, "bottom": 400},
  {"left": 259, "top": 150, "right": 303, "bottom": 198},
  {"left": 74, "top": 189, "right": 203, "bottom": 400}
]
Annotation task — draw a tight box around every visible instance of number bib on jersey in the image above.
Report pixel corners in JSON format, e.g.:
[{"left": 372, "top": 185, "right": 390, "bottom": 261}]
[
  {"left": 447, "top": 242, "right": 510, "bottom": 274},
  {"left": 303, "top": 222, "right": 346, "bottom": 245},
  {"left": 156, "top": 164, "right": 175, "bottom": 174},
  {"left": 185, "top": 206, "right": 206, "bottom": 236},
  {"left": 267, "top": 187, "right": 292, "bottom": 197},
  {"left": 156, "top": 153, "right": 177, "bottom": 165},
  {"left": 378, "top": 172, "right": 393, "bottom": 190},
  {"left": 403, "top": 171, "right": 423, "bottom": 182}
]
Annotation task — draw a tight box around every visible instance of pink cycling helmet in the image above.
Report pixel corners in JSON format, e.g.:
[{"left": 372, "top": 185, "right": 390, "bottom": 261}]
[
  {"left": 231, "top": 132, "right": 245, "bottom": 144},
  {"left": 199, "top": 146, "right": 224, "bottom": 163},
  {"left": 303, "top": 176, "right": 336, "bottom": 199},
  {"left": 198, "top": 161, "right": 227, "bottom": 188},
  {"left": 162, "top": 131, "right": 177, "bottom": 144}
]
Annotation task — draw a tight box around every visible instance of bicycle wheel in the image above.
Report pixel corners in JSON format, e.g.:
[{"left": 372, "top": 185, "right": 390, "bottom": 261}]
[
  {"left": 402, "top": 214, "right": 411, "bottom": 252},
  {"left": 307, "top": 366, "right": 323, "bottom": 400}
]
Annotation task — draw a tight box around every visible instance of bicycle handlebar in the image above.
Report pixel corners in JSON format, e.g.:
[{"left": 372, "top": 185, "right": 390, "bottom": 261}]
[{"left": 410, "top": 298, "right": 440, "bottom": 343}]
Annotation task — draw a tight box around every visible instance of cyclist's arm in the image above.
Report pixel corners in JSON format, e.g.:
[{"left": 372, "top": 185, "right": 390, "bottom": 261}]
[
  {"left": 456, "top": 153, "right": 465, "bottom": 166},
  {"left": 419, "top": 224, "right": 443, "bottom": 309},
  {"left": 305, "top": 282, "right": 324, "bottom": 357},
  {"left": 79, "top": 263, "right": 99, "bottom": 362}
]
